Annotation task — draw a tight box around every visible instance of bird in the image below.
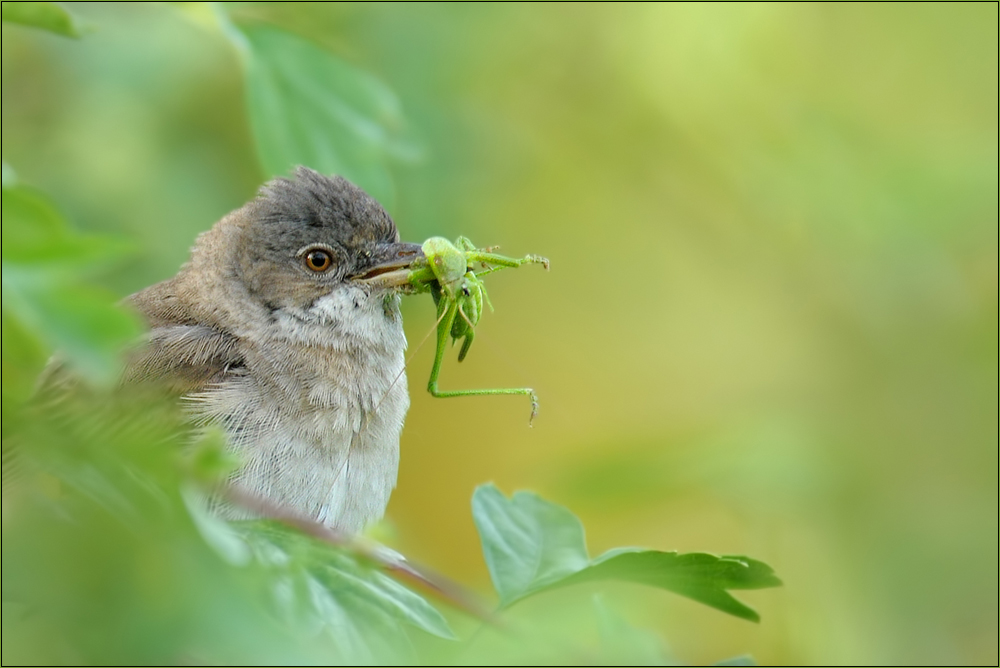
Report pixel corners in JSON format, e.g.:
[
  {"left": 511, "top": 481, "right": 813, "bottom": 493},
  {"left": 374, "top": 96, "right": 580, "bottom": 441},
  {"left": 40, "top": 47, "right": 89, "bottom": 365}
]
[{"left": 121, "top": 167, "right": 423, "bottom": 534}]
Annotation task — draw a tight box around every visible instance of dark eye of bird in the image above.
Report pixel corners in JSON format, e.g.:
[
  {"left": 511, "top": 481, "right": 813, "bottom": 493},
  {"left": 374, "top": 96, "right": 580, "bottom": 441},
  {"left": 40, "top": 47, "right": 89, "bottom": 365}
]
[{"left": 304, "top": 249, "right": 333, "bottom": 272}]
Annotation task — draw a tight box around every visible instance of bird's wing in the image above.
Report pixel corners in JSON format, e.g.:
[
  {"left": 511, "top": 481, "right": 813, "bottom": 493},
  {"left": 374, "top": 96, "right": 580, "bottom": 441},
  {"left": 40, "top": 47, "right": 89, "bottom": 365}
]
[
  {"left": 121, "top": 324, "right": 244, "bottom": 395},
  {"left": 122, "top": 278, "right": 245, "bottom": 396}
]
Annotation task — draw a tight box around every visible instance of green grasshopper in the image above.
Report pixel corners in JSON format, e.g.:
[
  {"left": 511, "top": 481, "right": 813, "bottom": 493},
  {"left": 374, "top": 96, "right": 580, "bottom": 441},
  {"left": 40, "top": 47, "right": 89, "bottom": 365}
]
[{"left": 406, "top": 236, "right": 549, "bottom": 424}]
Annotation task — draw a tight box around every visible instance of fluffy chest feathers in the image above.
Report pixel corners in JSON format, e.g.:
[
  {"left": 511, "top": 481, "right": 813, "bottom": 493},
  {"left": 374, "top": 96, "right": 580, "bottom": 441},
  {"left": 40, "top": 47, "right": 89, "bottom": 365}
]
[{"left": 185, "top": 290, "right": 410, "bottom": 533}]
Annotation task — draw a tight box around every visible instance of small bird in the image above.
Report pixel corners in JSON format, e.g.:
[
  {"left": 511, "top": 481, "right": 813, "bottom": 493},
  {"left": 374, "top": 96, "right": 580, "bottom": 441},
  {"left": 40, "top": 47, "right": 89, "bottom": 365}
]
[{"left": 123, "top": 167, "right": 422, "bottom": 533}]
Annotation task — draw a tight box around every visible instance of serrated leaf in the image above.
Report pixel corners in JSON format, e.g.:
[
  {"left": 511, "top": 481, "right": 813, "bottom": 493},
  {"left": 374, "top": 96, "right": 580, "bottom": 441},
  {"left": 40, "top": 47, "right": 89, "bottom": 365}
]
[
  {"left": 1, "top": 2, "right": 89, "bottom": 38},
  {"left": 230, "top": 23, "right": 418, "bottom": 209},
  {"left": 472, "top": 484, "right": 782, "bottom": 622},
  {"left": 561, "top": 549, "right": 782, "bottom": 623}
]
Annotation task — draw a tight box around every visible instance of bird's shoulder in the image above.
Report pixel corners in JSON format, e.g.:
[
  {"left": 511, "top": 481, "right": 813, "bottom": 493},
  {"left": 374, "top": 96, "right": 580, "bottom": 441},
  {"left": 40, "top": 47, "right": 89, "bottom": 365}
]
[{"left": 123, "top": 277, "right": 246, "bottom": 395}]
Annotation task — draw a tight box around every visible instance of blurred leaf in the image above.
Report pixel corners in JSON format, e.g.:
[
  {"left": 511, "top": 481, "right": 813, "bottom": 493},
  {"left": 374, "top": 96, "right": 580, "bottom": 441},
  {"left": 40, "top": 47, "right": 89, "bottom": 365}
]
[
  {"left": 237, "top": 521, "right": 455, "bottom": 645},
  {"left": 1, "top": 161, "right": 15, "bottom": 188},
  {"left": 1, "top": 309, "right": 49, "bottom": 425},
  {"left": 181, "top": 426, "right": 241, "bottom": 484},
  {"left": 714, "top": 656, "right": 757, "bottom": 666},
  {"left": 592, "top": 595, "right": 674, "bottom": 666},
  {"left": 183, "top": 487, "right": 253, "bottom": 566},
  {"left": 6, "top": 383, "right": 451, "bottom": 664},
  {"left": 1, "top": 186, "right": 133, "bottom": 266},
  {"left": 1, "top": 2, "right": 88, "bottom": 38},
  {"left": 3, "top": 393, "right": 322, "bottom": 666},
  {"left": 230, "top": 22, "right": 418, "bottom": 209},
  {"left": 2, "top": 276, "right": 141, "bottom": 383},
  {"left": 1, "top": 185, "right": 65, "bottom": 249},
  {"left": 1, "top": 185, "right": 141, "bottom": 384},
  {"left": 473, "top": 484, "right": 781, "bottom": 621}
]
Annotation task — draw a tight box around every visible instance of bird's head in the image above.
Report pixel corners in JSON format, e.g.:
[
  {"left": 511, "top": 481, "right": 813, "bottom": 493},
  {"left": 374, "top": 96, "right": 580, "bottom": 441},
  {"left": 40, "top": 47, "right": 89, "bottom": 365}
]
[{"left": 183, "top": 167, "right": 422, "bottom": 346}]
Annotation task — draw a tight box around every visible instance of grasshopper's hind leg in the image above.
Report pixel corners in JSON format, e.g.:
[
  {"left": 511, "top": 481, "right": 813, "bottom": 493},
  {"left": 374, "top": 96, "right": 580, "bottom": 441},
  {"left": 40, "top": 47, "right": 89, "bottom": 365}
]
[
  {"left": 426, "top": 301, "right": 539, "bottom": 425},
  {"left": 466, "top": 250, "right": 549, "bottom": 271}
]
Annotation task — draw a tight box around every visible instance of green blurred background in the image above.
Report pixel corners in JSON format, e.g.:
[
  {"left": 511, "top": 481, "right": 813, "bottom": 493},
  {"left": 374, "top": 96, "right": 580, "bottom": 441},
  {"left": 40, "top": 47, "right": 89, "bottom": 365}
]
[{"left": 3, "top": 3, "right": 996, "bottom": 664}]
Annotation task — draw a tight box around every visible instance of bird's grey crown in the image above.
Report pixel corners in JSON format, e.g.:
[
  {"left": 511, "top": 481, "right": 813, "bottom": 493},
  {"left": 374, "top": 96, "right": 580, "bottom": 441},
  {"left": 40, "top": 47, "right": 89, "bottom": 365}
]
[{"left": 254, "top": 167, "right": 399, "bottom": 247}]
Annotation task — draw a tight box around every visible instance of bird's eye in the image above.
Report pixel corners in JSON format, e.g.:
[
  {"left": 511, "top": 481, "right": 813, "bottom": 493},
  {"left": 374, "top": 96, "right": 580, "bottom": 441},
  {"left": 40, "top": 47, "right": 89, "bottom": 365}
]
[{"left": 304, "top": 249, "right": 334, "bottom": 272}]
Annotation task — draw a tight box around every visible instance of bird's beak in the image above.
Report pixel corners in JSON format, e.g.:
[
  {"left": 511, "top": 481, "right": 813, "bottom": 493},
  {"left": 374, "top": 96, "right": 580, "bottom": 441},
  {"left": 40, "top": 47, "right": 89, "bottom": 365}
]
[{"left": 349, "top": 241, "right": 424, "bottom": 290}]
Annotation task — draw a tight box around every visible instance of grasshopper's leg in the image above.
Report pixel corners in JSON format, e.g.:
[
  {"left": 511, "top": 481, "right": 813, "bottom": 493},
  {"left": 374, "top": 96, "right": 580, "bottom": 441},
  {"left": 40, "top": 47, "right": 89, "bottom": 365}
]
[
  {"left": 472, "top": 268, "right": 514, "bottom": 311},
  {"left": 427, "top": 300, "right": 539, "bottom": 425},
  {"left": 465, "top": 251, "right": 550, "bottom": 271},
  {"left": 463, "top": 278, "right": 494, "bottom": 312},
  {"left": 481, "top": 283, "right": 494, "bottom": 312},
  {"left": 455, "top": 236, "right": 477, "bottom": 252},
  {"left": 474, "top": 265, "right": 506, "bottom": 278},
  {"left": 457, "top": 329, "right": 474, "bottom": 362},
  {"left": 456, "top": 302, "right": 475, "bottom": 362}
]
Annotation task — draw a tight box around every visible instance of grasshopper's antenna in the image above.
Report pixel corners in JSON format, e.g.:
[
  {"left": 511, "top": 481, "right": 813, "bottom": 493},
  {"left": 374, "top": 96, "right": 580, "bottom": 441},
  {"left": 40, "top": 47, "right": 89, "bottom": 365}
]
[{"left": 360, "top": 307, "right": 449, "bottom": 436}]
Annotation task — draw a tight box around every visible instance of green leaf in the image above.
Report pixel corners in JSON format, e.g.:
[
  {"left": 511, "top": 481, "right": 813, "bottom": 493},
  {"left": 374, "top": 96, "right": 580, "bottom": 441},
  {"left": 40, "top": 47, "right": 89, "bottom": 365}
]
[
  {"left": 1, "top": 185, "right": 65, "bottom": 249},
  {"left": 472, "top": 483, "right": 590, "bottom": 605},
  {"left": 592, "top": 595, "right": 673, "bottom": 666},
  {"left": 2, "top": 161, "right": 15, "bottom": 188},
  {"left": 2, "top": 275, "right": 142, "bottom": 384},
  {"left": 1, "top": 185, "right": 140, "bottom": 384},
  {"left": 182, "top": 486, "right": 252, "bottom": 567},
  {"left": 1, "top": 2, "right": 89, "bottom": 38},
  {"left": 472, "top": 484, "right": 782, "bottom": 622},
  {"left": 237, "top": 522, "right": 455, "bottom": 644},
  {"left": 561, "top": 549, "right": 782, "bottom": 623},
  {"left": 4, "top": 392, "right": 322, "bottom": 665},
  {"left": 1, "top": 186, "right": 132, "bottom": 267},
  {"left": 181, "top": 426, "right": 241, "bottom": 484},
  {"left": 230, "top": 23, "right": 418, "bottom": 209}
]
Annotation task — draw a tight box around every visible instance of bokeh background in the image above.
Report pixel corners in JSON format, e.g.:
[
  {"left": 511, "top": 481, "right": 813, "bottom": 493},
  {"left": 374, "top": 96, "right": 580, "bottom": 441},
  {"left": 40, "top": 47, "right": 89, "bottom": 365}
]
[{"left": 3, "top": 3, "right": 996, "bottom": 665}]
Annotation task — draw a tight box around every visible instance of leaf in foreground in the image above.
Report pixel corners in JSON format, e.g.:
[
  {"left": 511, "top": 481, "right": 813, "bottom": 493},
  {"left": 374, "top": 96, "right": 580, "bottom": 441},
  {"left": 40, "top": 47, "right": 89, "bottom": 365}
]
[
  {"left": 234, "top": 521, "right": 455, "bottom": 645},
  {"left": 1, "top": 2, "right": 89, "bottom": 38},
  {"left": 1, "top": 184, "right": 140, "bottom": 385},
  {"left": 472, "top": 483, "right": 782, "bottom": 622},
  {"left": 592, "top": 595, "right": 674, "bottom": 665}
]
